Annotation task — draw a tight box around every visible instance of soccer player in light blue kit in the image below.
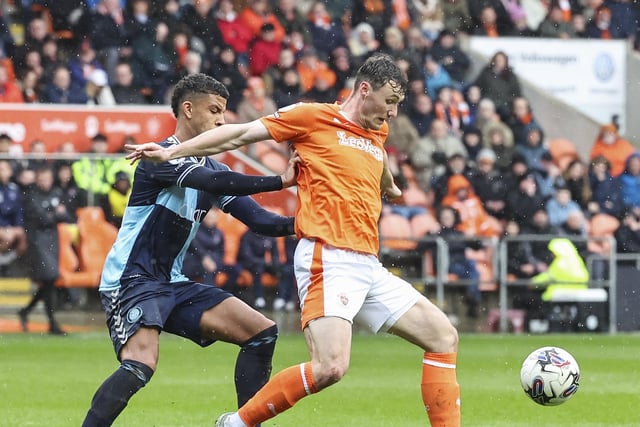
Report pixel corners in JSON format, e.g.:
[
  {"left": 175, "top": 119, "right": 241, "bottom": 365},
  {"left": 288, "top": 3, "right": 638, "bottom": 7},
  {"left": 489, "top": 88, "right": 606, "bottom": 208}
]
[{"left": 81, "top": 74, "right": 298, "bottom": 426}]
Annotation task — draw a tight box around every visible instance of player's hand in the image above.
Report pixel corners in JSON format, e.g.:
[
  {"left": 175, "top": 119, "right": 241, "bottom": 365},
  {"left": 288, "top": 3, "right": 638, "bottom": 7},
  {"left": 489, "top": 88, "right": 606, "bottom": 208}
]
[
  {"left": 125, "top": 142, "right": 169, "bottom": 164},
  {"left": 382, "top": 181, "right": 402, "bottom": 200},
  {"left": 280, "top": 150, "right": 300, "bottom": 188}
]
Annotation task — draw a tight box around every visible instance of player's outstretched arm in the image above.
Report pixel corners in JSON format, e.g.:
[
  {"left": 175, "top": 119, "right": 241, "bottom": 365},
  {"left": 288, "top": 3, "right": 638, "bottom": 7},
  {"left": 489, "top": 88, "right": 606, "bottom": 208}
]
[{"left": 125, "top": 120, "right": 270, "bottom": 163}]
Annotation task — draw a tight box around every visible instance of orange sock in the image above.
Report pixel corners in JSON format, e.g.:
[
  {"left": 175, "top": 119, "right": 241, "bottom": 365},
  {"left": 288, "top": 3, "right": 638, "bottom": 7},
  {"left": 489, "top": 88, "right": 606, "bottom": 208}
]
[
  {"left": 238, "top": 362, "right": 317, "bottom": 426},
  {"left": 421, "top": 352, "right": 461, "bottom": 427}
]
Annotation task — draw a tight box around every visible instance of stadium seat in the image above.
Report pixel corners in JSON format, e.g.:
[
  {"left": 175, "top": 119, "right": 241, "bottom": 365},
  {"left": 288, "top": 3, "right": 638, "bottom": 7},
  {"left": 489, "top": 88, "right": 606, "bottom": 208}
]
[
  {"left": 379, "top": 213, "right": 416, "bottom": 251},
  {"left": 56, "top": 207, "right": 118, "bottom": 288},
  {"left": 401, "top": 184, "right": 431, "bottom": 208},
  {"left": 548, "top": 138, "right": 579, "bottom": 171},
  {"left": 587, "top": 213, "right": 620, "bottom": 256},
  {"left": 409, "top": 212, "right": 440, "bottom": 237},
  {"left": 258, "top": 150, "right": 288, "bottom": 173}
]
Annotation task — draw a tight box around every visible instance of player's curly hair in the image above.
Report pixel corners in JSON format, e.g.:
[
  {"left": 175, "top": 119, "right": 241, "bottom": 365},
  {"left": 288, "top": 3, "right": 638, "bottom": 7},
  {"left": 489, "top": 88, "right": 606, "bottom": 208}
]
[
  {"left": 170, "top": 73, "right": 230, "bottom": 118},
  {"left": 354, "top": 53, "right": 408, "bottom": 97}
]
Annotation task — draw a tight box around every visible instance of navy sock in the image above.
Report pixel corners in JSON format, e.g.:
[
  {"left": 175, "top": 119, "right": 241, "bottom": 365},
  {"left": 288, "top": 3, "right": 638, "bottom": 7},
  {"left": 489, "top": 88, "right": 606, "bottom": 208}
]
[
  {"left": 82, "top": 360, "right": 154, "bottom": 427},
  {"left": 234, "top": 324, "right": 278, "bottom": 407}
]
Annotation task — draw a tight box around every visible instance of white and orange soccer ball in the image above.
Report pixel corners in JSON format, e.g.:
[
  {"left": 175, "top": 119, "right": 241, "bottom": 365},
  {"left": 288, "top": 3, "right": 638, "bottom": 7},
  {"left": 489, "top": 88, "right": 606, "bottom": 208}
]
[{"left": 520, "top": 346, "right": 580, "bottom": 406}]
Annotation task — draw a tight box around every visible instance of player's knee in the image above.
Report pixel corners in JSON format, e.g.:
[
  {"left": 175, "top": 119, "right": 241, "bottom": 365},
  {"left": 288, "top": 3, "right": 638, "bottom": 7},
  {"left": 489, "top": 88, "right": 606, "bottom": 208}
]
[
  {"left": 121, "top": 359, "right": 154, "bottom": 386},
  {"left": 314, "top": 359, "right": 349, "bottom": 388},
  {"left": 240, "top": 324, "right": 279, "bottom": 356},
  {"left": 432, "top": 322, "right": 459, "bottom": 353}
]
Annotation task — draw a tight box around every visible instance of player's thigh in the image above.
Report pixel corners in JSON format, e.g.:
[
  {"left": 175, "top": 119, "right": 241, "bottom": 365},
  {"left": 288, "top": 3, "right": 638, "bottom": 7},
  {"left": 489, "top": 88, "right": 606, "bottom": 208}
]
[
  {"left": 200, "top": 296, "right": 275, "bottom": 344},
  {"left": 304, "top": 316, "right": 353, "bottom": 365},
  {"left": 388, "top": 296, "right": 458, "bottom": 353}
]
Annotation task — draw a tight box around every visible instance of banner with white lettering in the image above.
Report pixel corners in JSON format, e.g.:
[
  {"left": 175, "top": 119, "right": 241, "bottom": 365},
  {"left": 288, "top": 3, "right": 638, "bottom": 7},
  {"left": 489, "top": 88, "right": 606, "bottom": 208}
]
[
  {"left": 0, "top": 104, "right": 176, "bottom": 152},
  {"left": 469, "top": 37, "right": 626, "bottom": 130}
]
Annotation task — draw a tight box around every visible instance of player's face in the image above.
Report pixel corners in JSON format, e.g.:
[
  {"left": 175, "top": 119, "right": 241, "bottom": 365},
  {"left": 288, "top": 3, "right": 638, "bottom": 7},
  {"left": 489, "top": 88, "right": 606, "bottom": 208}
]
[
  {"left": 191, "top": 93, "right": 227, "bottom": 134},
  {"left": 360, "top": 82, "right": 404, "bottom": 130}
]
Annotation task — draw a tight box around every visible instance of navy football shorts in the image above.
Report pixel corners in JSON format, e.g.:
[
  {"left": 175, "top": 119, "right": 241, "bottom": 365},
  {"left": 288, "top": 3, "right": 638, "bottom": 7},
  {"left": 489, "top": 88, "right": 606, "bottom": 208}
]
[{"left": 100, "top": 280, "right": 233, "bottom": 358}]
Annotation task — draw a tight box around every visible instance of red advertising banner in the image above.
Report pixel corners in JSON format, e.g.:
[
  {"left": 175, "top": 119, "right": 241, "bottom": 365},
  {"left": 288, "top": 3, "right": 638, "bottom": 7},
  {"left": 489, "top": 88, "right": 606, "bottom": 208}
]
[{"left": 0, "top": 103, "right": 176, "bottom": 153}]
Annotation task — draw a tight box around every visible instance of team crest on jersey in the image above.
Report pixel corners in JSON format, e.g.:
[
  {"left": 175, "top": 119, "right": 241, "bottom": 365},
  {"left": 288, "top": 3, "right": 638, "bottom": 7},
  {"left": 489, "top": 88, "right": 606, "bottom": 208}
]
[
  {"left": 336, "top": 131, "right": 383, "bottom": 161},
  {"left": 338, "top": 293, "right": 349, "bottom": 306},
  {"left": 127, "top": 306, "right": 143, "bottom": 323}
]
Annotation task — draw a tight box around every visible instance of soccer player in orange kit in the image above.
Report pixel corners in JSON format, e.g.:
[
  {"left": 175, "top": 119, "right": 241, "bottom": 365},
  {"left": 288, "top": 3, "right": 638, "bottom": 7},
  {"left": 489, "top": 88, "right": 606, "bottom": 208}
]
[{"left": 127, "top": 53, "right": 461, "bottom": 427}]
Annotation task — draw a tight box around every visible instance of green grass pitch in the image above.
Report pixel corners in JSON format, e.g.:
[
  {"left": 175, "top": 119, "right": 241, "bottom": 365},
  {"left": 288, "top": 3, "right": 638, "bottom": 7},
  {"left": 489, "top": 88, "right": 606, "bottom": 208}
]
[{"left": 1, "top": 331, "right": 639, "bottom": 426}]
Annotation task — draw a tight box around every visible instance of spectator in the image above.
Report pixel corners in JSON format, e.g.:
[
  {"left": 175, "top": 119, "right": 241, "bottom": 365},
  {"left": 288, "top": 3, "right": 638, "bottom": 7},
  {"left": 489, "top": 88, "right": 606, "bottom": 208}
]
[
  {"left": 272, "top": 67, "right": 303, "bottom": 108},
  {"left": 263, "top": 48, "right": 297, "bottom": 97},
  {"left": 473, "top": 51, "right": 522, "bottom": 118},
  {"left": 410, "top": 119, "right": 468, "bottom": 190},
  {"left": 484, "top": 125, "right": 515, "bottom": 173},
  {"left": 130, "top": 20, "right": 177, "bottom": 104},
  {"left": 215, "top": 0, "right": 254, "bottom": 67},
  {"left": 0, "top": 160, "right": 27, "bottom": 274},
  {"left": 81, "top": 0, "right": 129, "bottom": 84},
  {"left": 441, "top": 0, "right": 473, "bottom": 35},
  {"left": 619, "top": 152, "right": 640, "bottom": 213},
  {"left": 348, "top": 22, "right": 380, "bottom": 68},
  {"left": 68, "top": 44, "right": 105, "bottom": 89},
  {"left": 101, "top": 171, "right": 131, "bottom": 228},
  {"left": 239, "top": 0, "right": 286, "bottom": 45},
  {"left": 588, "top": 155, "right": 623, "bottom": 217},
  {"left": 504, "top": 96, "right": 538, "bottom": 146},
  {"left": 531, "top": 238, "right": 589, "bottom": 302},
  {"left": 54, "top": 162, "right": 87, "bottom": 224},
  {"left": 470, "top": 148, "right": 509, "bottom": 220},
  {"left": 152, "top": 0, "right": 184, "bottom": 36},
  {"left": 112, "top": 61, "right": 148, "bottom": 104},
  {"left": 441, "top": 174, "right": 502, "bottom": 238},
  {"left": 433, "top": 85, "right": 471, "bottom": 137},
  {"left": 475, "top": 97, "right": 515, "bottom": 148},
  {"left": 19, "top": 68, "right": 42, "bottom": 103},
  {"left": 182, "top": 208, "right": 241, "bottom": 293},
  {"left": 538, "top": 3, "right": 577, "bottom": 38},
  {"left": 42, "top": 65, "right": 89, "bottom": 104},
  {"left": 124, "top": 0, "right": 157, "bottom": 50},
  {"left": 273, "top": 0, "right": 312, "bottom": 48},
  {"left": 461, "top": 127, "right": 483, "bottom": 162},
  {"left": 386, "top": 109, "right": 420, "bottom": 170},
  {"left": 504, "top": 220, "right": 548, "bottom": 280},
  {"left": 546, "top": 184, "right": 582, "bottom": 227},
  {"left": 472, "top": 5, "right": 508, "bottom": 36},
  {"left": 429, "top": 30, "right": 471, "bottom": 88},
  {"left": 423, "top": 54, "right": 453, "bottom": 99},
  {"left": 206, "top": 45, "right": 247, "bottom": 114},
  {"left": 15, "top": 17, "right": 48, "bottom": 68},
  {"left": 236, "top": 76, "right": 278, "bottom": 125},
  {"left": 306, "top": 1, "right": 348, "bottom": 60},
  {"left": 248, "top": 23, "right": 282, "bottom": 77},
  {"left": 179, "top": 0, "right": 225, "bottom": 56},
  {"left": 426, "top": 205, "right": 482, "bottom": 317},
  {"left": 585, "top": 5, "right": 626, "bottom": 39},
  {"left": 0, "top": 62, "right": 24, "bottom": 103},
  {"left": 350, "top": 0, "right": 393, "bottom": 41},
  {"left": 562, "top": 159, "right": 592, "bottom": 210},
  {"left": 432, "top": 152, "right": 475, "bottom": 206},
  {"left": 404, "top": 25, "right": 432, "bottom": 61},
  {"left": 328, "top": 46, "right": 353, "bottom": 93},
  {"left": 407, "top": 91, "right": 436, "bottom": 137},
  {"left": 18, "top": 166, "right": 75, "bottom": 335},
  {"left": 301, "top": 73, "right": 339, "bottom": 103},
  {"left": 236, "top": 229, "right": 280, "bottom": 310},
  {"left": 589, "top": 123, "right": 635, "bottom": 177},
  {"left": 85, "top": 68, "right": 117, "bottom": 106},
  {"left": 463, "top": 84, "right": 482, "bottom": 126},
  {"left": 515, "top": 122, "right": 549, "bottom": 173},
  {"left": 615, "top": 207, "right": 640, "bottom": 254},
  {"left": 296, "top": 47, "right": 337, "bottom": 93},
  {"left": 506, "top": 172, "right": 547, "bottom": 227},
  {"left": 411, "top": 0, "right": 445, "bottom": 40}
]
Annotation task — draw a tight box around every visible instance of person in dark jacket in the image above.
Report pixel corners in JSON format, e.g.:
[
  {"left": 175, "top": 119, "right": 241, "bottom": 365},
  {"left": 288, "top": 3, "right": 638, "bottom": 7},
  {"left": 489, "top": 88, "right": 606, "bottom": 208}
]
[
  {"left": 182, "top": 207, "right": 241, "bottom": 293},
  {"left": 18, "top": 165, "right": 75, "bottom": 335},
  {"left": 236, "top": 228, "right": 280, "bottom": 309}
]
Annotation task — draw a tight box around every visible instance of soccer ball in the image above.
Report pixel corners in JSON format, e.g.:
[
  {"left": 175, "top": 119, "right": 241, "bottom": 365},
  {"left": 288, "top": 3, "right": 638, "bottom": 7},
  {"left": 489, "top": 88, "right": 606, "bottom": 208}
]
[{"left": 520, "top": 346, "right": 580, "bottom": 406}]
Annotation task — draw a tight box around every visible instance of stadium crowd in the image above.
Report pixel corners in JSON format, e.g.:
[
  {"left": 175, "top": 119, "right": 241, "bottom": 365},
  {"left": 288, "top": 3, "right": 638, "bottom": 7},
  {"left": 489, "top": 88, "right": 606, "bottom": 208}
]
[{"left": 1, "top": 0, "right": 640, "bottom": 324}]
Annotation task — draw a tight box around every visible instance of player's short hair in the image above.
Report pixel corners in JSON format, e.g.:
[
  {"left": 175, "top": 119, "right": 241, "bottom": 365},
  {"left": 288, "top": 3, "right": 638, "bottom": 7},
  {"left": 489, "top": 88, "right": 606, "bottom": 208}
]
[
  {"left": 171, "top": 73, "right": 230, "bottom": 118},
  {"left": 354, "top": 53, "right": 407, "bottom": 97}
]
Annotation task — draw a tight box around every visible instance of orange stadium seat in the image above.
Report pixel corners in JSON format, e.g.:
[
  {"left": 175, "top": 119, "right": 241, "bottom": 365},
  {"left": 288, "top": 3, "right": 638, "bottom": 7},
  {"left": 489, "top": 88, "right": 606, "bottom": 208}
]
[
  {"left": 548, "top": 138, "right": 579, "bottom": 171},
  {"left": 56, "top": 207, "right": 118, "bottom": 288},
  {"left": 379, "top": 213, "right": 416, "bottom": 251},
  {"left": 410, "top": 212, "right": 440, "bottom": 237},
  {"left": 587, "top": 213, "right": 620, "bottom": 256}
]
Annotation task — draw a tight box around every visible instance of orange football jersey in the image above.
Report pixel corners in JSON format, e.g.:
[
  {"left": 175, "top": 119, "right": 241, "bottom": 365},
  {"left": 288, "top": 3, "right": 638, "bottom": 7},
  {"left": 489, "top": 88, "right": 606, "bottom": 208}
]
[{"left": 261, "top": 102, "right": 388, "bottom": 255}]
